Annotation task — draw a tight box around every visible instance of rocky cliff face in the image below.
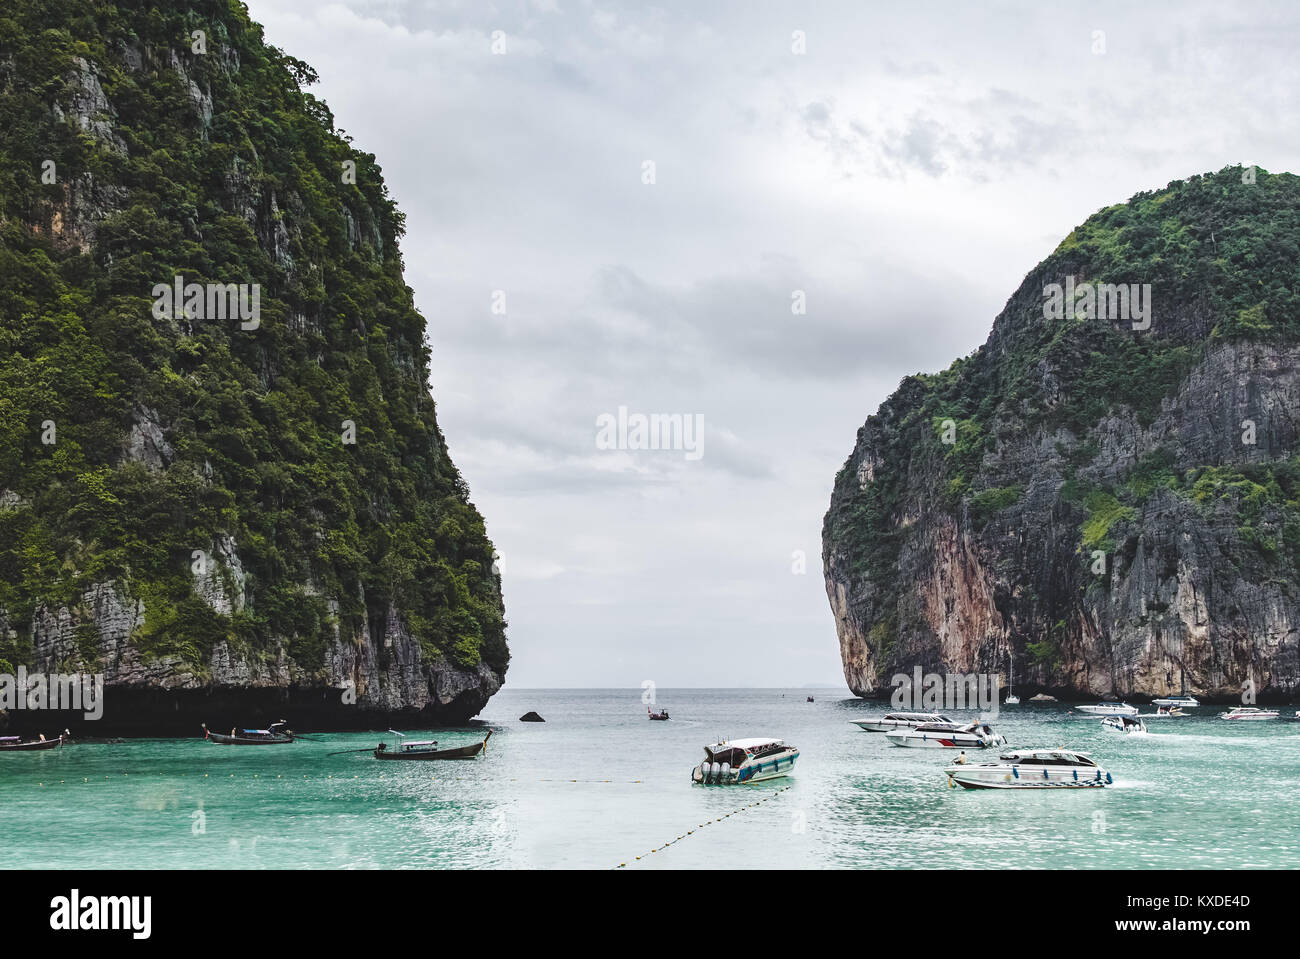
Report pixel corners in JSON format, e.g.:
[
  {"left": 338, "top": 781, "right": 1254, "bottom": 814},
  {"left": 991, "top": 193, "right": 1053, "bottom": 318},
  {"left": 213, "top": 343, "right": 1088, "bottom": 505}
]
[
  {"left": 0, "top": 1, "right": 506, "bottom": 733},
  {"left": 824, "top": 168, "right": 1300, "bottom": 702}
]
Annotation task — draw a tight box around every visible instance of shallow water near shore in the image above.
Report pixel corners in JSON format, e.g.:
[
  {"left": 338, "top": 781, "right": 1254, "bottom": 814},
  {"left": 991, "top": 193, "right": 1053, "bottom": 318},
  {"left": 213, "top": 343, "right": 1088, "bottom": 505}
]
[{"left": 2, "top": 688, "right": 1297, "bottom": 869}]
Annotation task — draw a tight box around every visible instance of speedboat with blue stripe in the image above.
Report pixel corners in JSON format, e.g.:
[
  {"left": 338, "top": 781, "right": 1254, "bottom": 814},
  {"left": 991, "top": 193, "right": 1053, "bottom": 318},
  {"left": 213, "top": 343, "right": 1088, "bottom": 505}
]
[
  {"left": 692, "top": 737, "right": 798, "bottom": 785},
  {"left": 944, "top": 749, "right": 1112, "bottom": 789}
]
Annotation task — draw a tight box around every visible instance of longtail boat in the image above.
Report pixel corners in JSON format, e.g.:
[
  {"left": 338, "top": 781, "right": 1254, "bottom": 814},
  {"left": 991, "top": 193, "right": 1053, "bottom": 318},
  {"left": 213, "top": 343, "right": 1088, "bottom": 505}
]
[
  {"left": 647, "top": 706, "right": 670, "bottom": 721},
  {"left": 374, "top": 729, "right": 491, "bottom": 760},
  {"left": 0, "top": 730, "right": 68, "bottom": 751},
  {"left": 202, "top": 720, "right": 295, "bottom": 745}
]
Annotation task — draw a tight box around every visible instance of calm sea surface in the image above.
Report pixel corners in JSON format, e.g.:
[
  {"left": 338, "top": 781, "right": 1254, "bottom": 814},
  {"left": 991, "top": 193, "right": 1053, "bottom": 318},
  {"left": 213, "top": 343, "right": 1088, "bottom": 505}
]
[{"left": 2, "top": 688, "right": 1297, "bottom": 869}]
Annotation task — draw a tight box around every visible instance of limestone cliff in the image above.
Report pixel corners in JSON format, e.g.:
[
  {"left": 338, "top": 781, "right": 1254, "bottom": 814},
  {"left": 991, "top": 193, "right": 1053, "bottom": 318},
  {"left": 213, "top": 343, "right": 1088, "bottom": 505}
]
[
  {"left": 824, "top": 168, "right": 1300, "bottom": 702},
  {"left": 0, "top": 1, "right": 506, "bottom": 732}
]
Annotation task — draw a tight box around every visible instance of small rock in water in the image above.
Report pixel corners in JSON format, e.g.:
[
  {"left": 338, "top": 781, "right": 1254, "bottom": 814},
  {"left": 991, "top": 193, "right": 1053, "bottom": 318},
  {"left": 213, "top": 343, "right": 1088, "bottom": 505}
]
[
  {"left": 1029, "top": 693, "right": 1057, "bottom": 702},
  {"left": 519, "top": 711, "right": 545, "bottom": 722}
]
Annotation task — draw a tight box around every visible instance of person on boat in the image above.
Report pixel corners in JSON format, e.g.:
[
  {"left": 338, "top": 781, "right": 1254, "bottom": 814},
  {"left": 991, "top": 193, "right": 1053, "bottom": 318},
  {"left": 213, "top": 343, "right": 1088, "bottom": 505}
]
[{"left": 954, "top": 751, "right": 968, "bottom": 764}]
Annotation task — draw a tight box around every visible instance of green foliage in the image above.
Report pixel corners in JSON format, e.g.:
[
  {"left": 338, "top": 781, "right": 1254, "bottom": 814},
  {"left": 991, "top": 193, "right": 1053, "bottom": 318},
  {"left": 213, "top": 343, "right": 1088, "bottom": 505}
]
[
  {"left": 0, "top": 0, "right": 507, "bottom": 677},
  {"left": 1026, "top": 637, "right": 1063, "bottom": 669},
  {"left": 968, "top": 485, "right": 1023, "bottom": 528},
  {"left": 867, "top": 615, "right": 897, "bottom": 660},
  {"left": 1081, "top": 491, "right": 1136, "bottom": 551},
  {"left": 1055, "top": 168, "right": 1300, "bottom": 330},
  {"left": 1183, "top": 463, "right": 1299, "bottom": 558},
  {"left": 1125, "top": 447, "right": 1180, "bottom": 501},
  {"left": 1214, "top": 302, "right": 1274, "bottom": 339}
]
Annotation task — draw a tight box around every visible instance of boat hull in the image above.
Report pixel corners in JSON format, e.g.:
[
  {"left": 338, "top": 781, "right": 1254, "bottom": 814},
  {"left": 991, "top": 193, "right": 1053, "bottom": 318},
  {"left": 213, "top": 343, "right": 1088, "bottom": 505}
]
[
  {"left": 374, "top": 742, "right": 485, "bottom": 760},
  {"left": 946, "top": 766, "right": 1112, "bottom": 789},
  {"left": 0, "top": 738, "right": 63, "bottom": 751},
  {"left": 853, "top": 720, "right": 899, "bottom": 732},
  {"left": 375, "top": 731, "right": 491, "bottom": 760},
  {"left": 885, "top": 731, "right": 1006, "bottom": 749},
  {"left": 205, "top": 733, "right": 294, "bottom": 745}
]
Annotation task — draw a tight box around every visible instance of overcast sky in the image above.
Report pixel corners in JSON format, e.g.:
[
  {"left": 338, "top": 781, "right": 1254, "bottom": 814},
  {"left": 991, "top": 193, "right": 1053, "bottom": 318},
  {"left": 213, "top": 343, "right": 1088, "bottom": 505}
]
[{"left": 249, "top": 0, "right": 1299, "bottom": 688}]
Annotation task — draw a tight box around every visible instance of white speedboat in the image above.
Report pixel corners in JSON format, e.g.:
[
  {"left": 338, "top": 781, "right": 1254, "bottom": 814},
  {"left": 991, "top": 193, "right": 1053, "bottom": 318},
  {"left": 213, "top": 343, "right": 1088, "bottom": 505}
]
[
  {"left": 852, "top": 711, "right": 956, "bottom": 733},
  {"left": 945, "top": 749, "right": 1112, "bottom": 789},
  {"left": 1218, "top": 707, "right": 1279, "bottom": 721},
  {"left": 691, "top": 737, "right": 798, "bottom": 784},
  {"left": 885, "top": 722, "right": 1006, "bottom": 749},
  {"left": 1152, "top": 696, "right": 1200, "bottom": 708},
  {"left": 1151, "top": 705, "right": 1186, "bottom": 717},
  {"left": 1074, "top": 702, "right": 1139, "bottom": 716},
  {"left": 1101, "top": 715, "right": 1148, "bottom": 734}
]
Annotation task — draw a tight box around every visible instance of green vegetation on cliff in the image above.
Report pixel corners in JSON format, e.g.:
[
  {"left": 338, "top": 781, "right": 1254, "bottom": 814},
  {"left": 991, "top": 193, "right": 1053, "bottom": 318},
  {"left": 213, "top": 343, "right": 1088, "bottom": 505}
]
[{"left": 0, "top": 0, "right": 507, "bottom": 678}]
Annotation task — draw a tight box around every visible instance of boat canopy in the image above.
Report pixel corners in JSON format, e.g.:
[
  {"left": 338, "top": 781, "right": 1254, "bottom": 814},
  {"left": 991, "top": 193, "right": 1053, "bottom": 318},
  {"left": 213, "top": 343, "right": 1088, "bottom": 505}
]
[
  {"left": 401, "top": 740, "right": 438, "bottom": 748},
  {"left": 998, "top": 749, "right": 1095, "bottom": 765},
  {"left": 242, "top": 729, "right": 271, "bottom": 735},
  {"left": 712, "top": 737, "right": 783, "bottom": 751}
]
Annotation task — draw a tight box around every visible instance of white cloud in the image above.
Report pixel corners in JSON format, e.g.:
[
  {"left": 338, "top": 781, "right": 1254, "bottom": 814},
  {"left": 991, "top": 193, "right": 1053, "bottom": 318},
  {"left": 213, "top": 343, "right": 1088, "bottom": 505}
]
[{"left": 248, "top": 0, "right": 1298, "bottom": 686}]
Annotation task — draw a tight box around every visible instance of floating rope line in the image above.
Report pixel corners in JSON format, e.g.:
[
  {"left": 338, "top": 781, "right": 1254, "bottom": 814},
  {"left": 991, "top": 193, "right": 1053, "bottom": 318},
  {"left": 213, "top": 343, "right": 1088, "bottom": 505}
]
[
  {"left": 32, "top": 774, "right": 651, "bottom": 786},
  {"left": 615, "top": 785, "right": 792, "bottom": 869}
]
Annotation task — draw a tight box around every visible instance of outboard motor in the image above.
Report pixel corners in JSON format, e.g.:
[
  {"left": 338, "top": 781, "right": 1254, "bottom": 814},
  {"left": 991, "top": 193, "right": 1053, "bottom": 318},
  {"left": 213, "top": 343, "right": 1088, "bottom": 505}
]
[
  {"left": 719, "top": 762, "right": 731, "bottom": 783},
  {"left": 710, "top": 761, "right": 721, "bottom": 783}
]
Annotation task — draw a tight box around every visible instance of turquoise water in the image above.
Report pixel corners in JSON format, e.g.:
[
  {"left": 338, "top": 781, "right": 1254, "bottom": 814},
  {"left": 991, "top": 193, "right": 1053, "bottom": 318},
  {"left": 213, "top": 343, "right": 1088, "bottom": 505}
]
[{"left": 2, "top": 688, "right": 1298, "bottom": 869}]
